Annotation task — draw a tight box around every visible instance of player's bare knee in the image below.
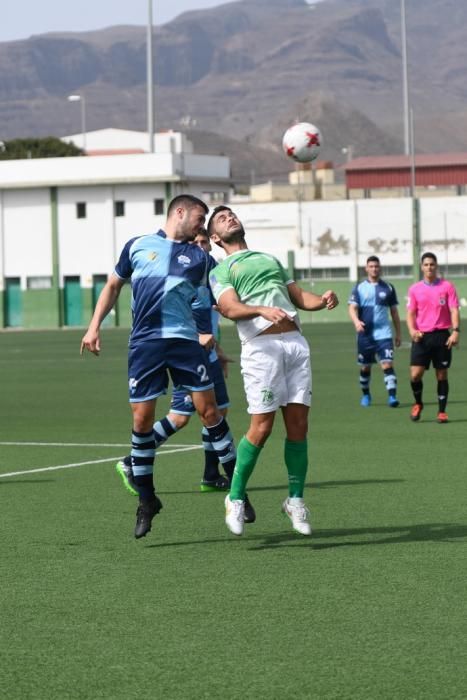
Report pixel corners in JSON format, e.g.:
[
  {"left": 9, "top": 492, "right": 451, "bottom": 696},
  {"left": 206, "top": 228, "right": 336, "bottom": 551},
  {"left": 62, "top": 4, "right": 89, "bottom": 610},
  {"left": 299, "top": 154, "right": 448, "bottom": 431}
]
[
  {"left": 131, "top": 403, "right": 155, "bottom": 433},
  {"left": 248, "top": 424, "right": 272, "bottom": 446},
  {"left": 198, "top": 404, "right": 221, "bottom": 427},
  {"left": 170, "top": 413, "right": 190, "bottom": 430},
  {"left": 287, "top": 425, "right": 308, "bottom": 441}
]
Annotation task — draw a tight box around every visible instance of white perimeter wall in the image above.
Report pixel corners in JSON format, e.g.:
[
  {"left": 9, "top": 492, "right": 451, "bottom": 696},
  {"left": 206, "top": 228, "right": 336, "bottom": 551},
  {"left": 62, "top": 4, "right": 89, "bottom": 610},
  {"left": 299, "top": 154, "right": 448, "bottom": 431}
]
[
  {"left": 1, "top": 190, "right": 467, "bottom": 289},
  {"left": 219, "top": 198, "right": 467, "bottom": 275}
]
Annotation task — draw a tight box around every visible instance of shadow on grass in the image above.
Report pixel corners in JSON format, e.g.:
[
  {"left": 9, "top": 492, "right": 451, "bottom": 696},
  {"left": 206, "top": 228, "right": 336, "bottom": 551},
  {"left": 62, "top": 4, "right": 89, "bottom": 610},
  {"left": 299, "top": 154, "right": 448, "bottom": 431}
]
[
  {"left": 144, "top": 521, "right": 467, "bottom": 551},
  {"left": 249, "top": 522, "right": 467, "bottom": 551},
  {"left": 247, "top": 479, "right": 405, "bottom": 493},
  {"left": 158, "top": 478, "right": 405, "bottom": 496}
]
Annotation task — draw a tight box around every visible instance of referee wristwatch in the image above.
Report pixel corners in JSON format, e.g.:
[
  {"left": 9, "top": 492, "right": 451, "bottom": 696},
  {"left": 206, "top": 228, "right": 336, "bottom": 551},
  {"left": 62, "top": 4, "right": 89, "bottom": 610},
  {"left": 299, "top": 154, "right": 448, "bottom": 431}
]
[{"left": 452, "top": 327, "right": 460, "bottom": 332}]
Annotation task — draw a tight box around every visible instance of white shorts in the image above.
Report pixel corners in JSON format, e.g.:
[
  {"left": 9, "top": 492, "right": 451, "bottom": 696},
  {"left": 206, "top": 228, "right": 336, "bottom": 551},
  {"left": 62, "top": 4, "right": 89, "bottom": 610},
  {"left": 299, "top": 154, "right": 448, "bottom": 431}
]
[{"left": 240, "top": 331, "right": 312, "bottom": 414}]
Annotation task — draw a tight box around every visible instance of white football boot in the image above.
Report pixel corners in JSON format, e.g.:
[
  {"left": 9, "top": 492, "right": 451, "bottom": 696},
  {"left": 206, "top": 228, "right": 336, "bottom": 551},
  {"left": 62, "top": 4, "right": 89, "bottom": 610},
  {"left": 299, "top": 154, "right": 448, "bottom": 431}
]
[
  {"left": 282, "top": 497, "right": 312, "bottom": 536},
  {"left": 224, "top": 495, "right": 245, "bottom": 536}
]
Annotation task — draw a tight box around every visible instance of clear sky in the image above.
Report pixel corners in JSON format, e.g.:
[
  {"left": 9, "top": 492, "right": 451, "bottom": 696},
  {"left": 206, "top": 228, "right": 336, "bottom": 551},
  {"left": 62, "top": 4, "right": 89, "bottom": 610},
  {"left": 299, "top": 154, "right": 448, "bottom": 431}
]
[{"left": 1, "top": 0, "right": 232, "bottom": 43}]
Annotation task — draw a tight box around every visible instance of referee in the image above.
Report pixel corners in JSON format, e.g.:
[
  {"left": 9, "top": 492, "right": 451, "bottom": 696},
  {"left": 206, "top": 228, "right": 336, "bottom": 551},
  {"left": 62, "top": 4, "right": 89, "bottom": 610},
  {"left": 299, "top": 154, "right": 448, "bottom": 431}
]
[{"left": 406, "top": 252, "right": 460, "bottom": 423}]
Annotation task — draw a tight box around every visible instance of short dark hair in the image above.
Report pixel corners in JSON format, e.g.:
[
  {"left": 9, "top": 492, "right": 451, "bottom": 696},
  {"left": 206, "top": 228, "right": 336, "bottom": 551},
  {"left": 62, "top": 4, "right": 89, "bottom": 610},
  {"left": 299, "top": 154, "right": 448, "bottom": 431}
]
[
  {"left": 421, "top": 252, "right": 437, "bottom": 264},
  {"left": 207, "top": 205, "right": 231, "bottom": 236},
  {"left": 366, "top": 255, "right": 380, "bottom": 265},
  {"left": 167, "top": 194, "right": 208, "bottom": 217}
]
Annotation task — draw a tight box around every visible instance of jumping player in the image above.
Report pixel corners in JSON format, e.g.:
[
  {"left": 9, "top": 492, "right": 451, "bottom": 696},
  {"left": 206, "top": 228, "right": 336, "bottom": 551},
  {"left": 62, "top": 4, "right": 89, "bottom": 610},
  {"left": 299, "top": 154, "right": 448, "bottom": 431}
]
[
  {"left": 80, "top": 195, "right": 239, "bottom": 539},
  {"left": 207, "top": 205, "right": 338, "bottom": 537}
]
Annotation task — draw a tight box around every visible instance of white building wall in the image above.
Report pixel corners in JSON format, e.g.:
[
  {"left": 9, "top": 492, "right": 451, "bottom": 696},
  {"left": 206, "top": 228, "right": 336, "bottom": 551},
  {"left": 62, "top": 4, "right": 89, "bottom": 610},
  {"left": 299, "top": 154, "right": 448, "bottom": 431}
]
[
  {"left": 65, "top": 129, "right": 194, "bottom": 155},
  {"left": 0, "top": 152, "right": 230, "bottom": 189},
  {"left": 57, "top": 183, "right": 171, "bottom": 286},
  {"left": 58, "top": 186, "right": 114, "bottom": 285},
  {"left": 1, "top": 179, "right": 467, "bottom": 285},
  {"left": 112, "top": 183, "right": 167, "bottom": 256},
  {"left": 2, "top": 189, "right": 52, "bottom": 286}
]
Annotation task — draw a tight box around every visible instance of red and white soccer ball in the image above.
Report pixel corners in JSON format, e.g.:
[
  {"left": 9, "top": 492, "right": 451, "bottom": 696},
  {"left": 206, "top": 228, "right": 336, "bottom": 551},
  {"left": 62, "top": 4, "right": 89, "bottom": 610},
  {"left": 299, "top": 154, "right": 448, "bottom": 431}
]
[{"left": 282, "top": 122, "right": 321, "bottom": 163}]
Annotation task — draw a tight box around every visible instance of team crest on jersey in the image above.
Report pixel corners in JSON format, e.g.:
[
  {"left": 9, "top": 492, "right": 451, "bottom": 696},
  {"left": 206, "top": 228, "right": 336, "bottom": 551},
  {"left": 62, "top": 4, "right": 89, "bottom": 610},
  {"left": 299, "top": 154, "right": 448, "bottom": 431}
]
[
  {"left": 378, "top": 291, "right": 387, "bottom": 299},
  {"left": 439, "top": 296, "right": 446, "bottom": 305},
  {"left": 148, "top": 252, "right": 158, "bottom": 261},
  {"left": 261, "top": 388, "right": 275, "bottom": 405},
  {"left": 177, "top": 254, "right": 191, "bottom": 267}
]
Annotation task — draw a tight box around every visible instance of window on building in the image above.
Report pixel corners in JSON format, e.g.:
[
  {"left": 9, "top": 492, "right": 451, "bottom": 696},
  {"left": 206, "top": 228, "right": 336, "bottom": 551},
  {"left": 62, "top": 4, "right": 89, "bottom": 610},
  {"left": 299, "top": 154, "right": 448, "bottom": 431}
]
[
  {"left": 296, "top": 267, "right": 350, "bottom": 280},
  {"left": 440, "top": 264, "right": 467, "bottom": 277},
  {"left": 202, "top": 191, "right": 226, "bottom": 204},
  {"left": 76, "top": 202, "right": 87, "bottom": 219},
  {"left": 358, "top": 265, "right": 413, "bottom": 279},
  {"left": 154, "top": 198, "right": 165, "bottom": 215},
  {"left": 114, "top": 201, "right": 125, "bottom": 217},
  {"left": 27, "top": 276, "right": 52, "bottom": 290}
]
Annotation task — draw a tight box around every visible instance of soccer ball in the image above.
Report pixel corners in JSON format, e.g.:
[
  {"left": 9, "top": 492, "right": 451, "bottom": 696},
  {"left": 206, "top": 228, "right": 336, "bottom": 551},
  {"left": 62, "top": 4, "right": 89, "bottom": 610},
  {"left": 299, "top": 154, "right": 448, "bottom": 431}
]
[{"left": 282, "top": 122, "right": 321, "bottom": 162}]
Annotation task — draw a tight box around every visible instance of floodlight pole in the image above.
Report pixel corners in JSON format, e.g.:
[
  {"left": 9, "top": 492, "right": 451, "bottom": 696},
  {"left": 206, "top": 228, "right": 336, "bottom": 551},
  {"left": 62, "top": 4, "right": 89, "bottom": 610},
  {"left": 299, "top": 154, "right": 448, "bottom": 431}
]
[
  {"left": 409, "top": 108, "right": 421, "bottom": 279},
  {"left": 147, "top": 0, "right": 155, "bottom": 153},
  {"left": 401, "top": 0, "right": 410, "bottom": 156}
]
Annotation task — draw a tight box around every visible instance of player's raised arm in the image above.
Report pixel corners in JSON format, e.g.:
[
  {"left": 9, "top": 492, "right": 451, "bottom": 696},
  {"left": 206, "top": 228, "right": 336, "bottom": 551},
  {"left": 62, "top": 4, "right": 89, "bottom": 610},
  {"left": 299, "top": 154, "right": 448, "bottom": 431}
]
[
  {"left": 287, "top": 282, "right": 338, "bottom": 312},
  {"left": 80, "top": 274, "right": 125, "bottom": 355},
  {"left": 216, "top": 287, "right": 291, "bottom": 324}
]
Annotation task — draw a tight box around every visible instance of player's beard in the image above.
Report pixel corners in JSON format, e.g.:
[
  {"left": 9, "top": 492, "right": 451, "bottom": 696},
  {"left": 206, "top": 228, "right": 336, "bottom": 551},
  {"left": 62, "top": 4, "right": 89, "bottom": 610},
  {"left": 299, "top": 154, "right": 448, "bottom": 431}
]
[
  {"left": 175, "top": 224, "right": 198, "bottom": 243},
  {"left": 222, "top": 223, "right": 246, "bottom": 244}
]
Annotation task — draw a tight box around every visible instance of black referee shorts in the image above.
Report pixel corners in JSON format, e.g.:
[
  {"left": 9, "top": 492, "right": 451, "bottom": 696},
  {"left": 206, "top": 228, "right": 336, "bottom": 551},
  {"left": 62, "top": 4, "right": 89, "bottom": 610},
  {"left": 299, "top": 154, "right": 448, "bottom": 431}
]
[{"left": 410, "top": 329, "right": 451, "bottom": 370}]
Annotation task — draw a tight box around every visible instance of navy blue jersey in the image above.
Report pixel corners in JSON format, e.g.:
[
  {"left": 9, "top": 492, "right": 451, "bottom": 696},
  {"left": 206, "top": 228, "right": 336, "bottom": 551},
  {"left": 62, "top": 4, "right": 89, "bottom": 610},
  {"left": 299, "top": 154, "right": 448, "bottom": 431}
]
[
  {"left": 115, "top": 230, "right": 210, "bottom": 343},
  {"left": 348, "top": 279, "right": 398, "bottom": 340}
]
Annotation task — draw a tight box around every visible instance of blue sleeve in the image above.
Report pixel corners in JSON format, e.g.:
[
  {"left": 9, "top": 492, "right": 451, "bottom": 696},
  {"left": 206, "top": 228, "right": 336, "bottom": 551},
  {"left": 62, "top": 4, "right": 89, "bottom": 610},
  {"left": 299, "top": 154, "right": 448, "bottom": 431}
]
[
  {"left": 196, "top": 249, "right": 210, "bottom": 288},
  {"left": 348, "top": 284, "right": 360, "bottom": 305},
  {"left": 192, "top": 286, "right": 213, "bottom": 334},
  {"left": 206, "top": 255, "right": 218, "bottom": 305},
  {"left": 114, "top": 237, "right": 139, "bottom": 280},
  {"left": 388, "top": 284, "right": 398, "bottom": 306}
]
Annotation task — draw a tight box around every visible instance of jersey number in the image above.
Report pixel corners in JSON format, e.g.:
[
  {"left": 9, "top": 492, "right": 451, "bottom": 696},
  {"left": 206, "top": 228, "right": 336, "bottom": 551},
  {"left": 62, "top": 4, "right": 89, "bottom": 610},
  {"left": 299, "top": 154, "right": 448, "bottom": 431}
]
[{"left": 197, "top": 364, "right": 208, "bottom": 382}]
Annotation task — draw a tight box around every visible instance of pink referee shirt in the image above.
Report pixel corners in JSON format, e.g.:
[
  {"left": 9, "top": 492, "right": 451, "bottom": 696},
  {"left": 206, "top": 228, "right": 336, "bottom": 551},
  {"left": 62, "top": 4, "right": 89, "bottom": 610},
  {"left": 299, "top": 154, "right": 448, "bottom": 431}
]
[{"left": 407, "top": 278, "right": 459, "bottom": 332}]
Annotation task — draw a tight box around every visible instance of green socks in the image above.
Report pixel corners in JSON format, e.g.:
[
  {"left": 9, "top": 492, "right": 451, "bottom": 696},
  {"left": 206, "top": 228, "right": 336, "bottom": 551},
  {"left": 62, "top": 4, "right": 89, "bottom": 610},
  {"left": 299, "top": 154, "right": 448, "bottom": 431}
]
[
  {"left": 229, "top": 436, "right": 262, "bottom": 501},
  {"left": 284, "top": 438, "right": 308, "bottom": 498},
  {"left": 229, "top": 437, "right": 308, "bottom": 501}
]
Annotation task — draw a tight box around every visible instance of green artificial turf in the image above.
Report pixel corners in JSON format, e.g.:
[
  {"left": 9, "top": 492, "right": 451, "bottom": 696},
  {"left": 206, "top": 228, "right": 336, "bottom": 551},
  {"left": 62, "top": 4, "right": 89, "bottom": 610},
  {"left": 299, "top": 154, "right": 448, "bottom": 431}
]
[{"left": 1, "top": 324, "right": 466, "bottom": 699}]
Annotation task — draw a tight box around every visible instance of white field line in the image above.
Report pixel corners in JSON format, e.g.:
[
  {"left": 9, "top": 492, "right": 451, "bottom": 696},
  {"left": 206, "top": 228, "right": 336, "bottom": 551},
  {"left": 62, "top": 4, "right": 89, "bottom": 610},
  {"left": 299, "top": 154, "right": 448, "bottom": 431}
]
[
  {"left": 0, "top": 442, "right": 192, "bottom": 448},
  {"left": 0, "top": 444, "right": 202, "bottom": 479}
]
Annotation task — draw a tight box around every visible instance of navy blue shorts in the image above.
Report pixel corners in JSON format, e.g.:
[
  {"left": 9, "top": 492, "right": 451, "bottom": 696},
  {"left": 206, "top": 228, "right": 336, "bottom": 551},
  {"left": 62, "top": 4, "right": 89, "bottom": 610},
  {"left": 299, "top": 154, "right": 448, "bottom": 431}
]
[
  {"left": 170, "top": 358, "right": 230, "bottom": 415},
  {"left": 357, "top": 335, "right": 394, "bottom": 366},
  {"left": 128, "top": 338, "right": 214, "bottom": 403}
]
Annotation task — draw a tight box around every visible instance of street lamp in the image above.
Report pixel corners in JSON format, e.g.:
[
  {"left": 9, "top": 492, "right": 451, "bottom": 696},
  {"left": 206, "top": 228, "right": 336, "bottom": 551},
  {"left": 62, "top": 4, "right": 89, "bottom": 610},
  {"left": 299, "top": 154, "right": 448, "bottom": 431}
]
[
  {"left": 67, "top": 94, "right": 87, "bottom": 151},
  {"left": 341, "top": 145, "right": 354, "bottom": 163}
]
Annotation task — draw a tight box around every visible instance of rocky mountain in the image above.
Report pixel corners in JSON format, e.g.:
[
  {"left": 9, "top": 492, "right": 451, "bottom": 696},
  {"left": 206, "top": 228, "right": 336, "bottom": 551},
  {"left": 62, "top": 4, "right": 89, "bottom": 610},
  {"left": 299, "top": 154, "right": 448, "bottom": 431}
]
[{"left": 1, "top": 0, "right": 466, "bottom": 183}]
